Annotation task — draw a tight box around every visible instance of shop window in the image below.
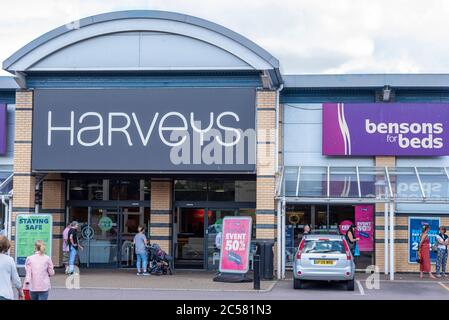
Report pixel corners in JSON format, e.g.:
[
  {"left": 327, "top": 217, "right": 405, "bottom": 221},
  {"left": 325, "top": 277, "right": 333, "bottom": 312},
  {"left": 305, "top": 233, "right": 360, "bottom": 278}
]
[
  {"left": 69, "top": 180, "right": 103, "bottom": 201},
  {"left": 174, "top": 180, "right": 256, "bottom": 202},
  {"left": 143, "top": 180, "right": 151, "bottom": 201},
  {"left": 208, "top": 181, "right": 235, "bottom": 201},
  {"left": 144, "top": 208, "right": 151, "bottom": 238},
  {"left": 235, "top": 181, "right": 256, "bottom": 202},
  {"left": 110, "top": 180, "right": 141, "bottom": 201},
  {"left": 174, "top": 180, "right": 207, "bottom": 201},
  {"left": 329, "top": 205, "right": 354, "bottom": 232}
]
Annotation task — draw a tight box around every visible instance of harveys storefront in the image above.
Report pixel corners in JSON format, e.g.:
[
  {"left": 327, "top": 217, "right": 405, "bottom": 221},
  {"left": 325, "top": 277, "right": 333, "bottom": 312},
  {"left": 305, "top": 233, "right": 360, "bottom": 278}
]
[
  {"left": 277, "top": 77, "right": 449, "bottom": 279},
  {"left": 3, "top": 11, "right": 282, "bottom": 270}
]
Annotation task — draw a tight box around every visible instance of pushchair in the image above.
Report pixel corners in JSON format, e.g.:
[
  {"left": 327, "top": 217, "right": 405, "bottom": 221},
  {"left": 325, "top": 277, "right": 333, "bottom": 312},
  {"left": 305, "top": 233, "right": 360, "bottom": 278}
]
[{"left": 146, "top": 243, "right": 173, "bottom": 275}]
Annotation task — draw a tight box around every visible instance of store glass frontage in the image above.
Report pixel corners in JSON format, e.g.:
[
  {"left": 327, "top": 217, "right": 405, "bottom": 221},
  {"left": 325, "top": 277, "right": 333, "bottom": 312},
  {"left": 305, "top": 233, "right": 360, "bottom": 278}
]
[
  {"left": 173, "top": 179, "right": 256, "bottom": 269},
  {"left": 285, "top": 204, "right": 374, "bottom": 270},
  {"left": 67, "top": 178, "right": 151, "bottom": 268}
]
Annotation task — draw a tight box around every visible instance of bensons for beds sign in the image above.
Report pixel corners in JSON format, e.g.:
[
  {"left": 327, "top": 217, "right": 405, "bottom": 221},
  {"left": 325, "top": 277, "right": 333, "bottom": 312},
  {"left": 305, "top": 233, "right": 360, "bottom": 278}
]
[
  {"left": 322, "top": 103, "right": 449, "bottom": 156},
  {"left": 32, "top": 88, "right": 256, "bottom": 172}
]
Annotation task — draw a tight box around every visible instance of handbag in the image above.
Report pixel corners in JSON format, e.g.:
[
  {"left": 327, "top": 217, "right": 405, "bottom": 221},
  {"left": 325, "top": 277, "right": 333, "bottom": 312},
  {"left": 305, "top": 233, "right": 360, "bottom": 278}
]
[
  {"left": 431, "top": 241, "right": 439, "bottom": 252},
  {"left": 354, "top": 242, "right": 360, "bottom": 257}
]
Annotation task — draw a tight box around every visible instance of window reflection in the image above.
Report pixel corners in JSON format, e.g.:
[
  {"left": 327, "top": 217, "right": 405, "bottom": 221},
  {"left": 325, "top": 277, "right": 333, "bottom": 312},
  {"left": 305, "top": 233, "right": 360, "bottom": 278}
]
[{"left": 174, "top": 180, "right": 256, "bottom": 202}]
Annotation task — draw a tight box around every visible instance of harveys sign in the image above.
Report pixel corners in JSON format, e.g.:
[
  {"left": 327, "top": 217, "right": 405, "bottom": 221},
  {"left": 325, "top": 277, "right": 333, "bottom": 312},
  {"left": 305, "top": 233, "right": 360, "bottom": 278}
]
[{"left": 32, "top": 88, "right": 256, "bottom": 172}]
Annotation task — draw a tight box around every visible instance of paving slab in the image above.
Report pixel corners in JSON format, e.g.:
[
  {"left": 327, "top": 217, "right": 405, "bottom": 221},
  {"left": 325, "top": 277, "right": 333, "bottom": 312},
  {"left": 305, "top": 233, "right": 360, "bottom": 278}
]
[{"left": 51, "top": 268, "right": 277, "bottom": 292}]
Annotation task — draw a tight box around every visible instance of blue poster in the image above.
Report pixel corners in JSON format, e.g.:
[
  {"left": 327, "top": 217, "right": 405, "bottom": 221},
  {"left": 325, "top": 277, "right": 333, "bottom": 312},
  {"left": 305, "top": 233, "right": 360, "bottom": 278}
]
[{"left": 409, "top": 217, "right": 440, "bottom": 264}]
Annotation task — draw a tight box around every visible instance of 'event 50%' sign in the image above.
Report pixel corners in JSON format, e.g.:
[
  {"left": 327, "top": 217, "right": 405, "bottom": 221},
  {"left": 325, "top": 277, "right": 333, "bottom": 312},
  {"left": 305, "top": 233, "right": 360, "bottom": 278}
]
[{"left": 219, "top": 216, "right": 252, "bottom": 274}]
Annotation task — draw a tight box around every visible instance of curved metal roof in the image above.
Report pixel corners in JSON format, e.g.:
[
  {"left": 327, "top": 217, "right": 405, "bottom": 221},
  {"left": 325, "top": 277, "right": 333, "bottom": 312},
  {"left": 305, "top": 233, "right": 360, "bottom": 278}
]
[{"left": 2, "top": 10, "right": 279, "bottom": 71}]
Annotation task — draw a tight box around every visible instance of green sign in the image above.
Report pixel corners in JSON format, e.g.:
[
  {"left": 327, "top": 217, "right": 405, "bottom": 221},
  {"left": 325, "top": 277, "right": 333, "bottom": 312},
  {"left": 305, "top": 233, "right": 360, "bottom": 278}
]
[
  {"left": 98, "top": 216, "right": 113, "bottom": 232},
  {"left": 15, "top": 214, "right": 52, "bottom": 266}
]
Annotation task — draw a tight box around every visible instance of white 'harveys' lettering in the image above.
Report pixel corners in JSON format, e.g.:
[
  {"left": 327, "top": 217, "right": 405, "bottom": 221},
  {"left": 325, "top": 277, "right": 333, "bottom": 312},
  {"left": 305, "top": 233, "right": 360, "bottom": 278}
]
[{"left": 47, "top": 111, "right": 241, "bottom": 148}]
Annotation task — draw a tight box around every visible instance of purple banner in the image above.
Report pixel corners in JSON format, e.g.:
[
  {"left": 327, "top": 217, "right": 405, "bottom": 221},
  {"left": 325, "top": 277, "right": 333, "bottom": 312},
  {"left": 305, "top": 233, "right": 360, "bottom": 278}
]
[
  {"left": 323, "top": 103, "right": 449, "bottom": 156},
  {"left": 0, "top": 104, "right": 6, "bottom": 155}
]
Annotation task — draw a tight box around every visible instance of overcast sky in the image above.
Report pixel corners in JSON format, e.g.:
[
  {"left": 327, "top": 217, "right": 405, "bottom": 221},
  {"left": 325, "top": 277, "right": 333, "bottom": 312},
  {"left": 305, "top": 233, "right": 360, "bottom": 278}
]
[{"left": 1, "top": 0, "right": 449, "bottom": 76}]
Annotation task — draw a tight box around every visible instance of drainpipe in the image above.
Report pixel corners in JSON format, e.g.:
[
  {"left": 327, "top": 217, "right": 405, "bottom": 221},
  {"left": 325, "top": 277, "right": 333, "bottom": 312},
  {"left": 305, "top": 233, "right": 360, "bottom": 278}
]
[
  {"left": 384, "top": 199, "right": 389, "bottom": 275},
  {"left": 281, "top": 199, "right": 286, "bottom": 279},
  {"left": 275, "top": 83, "right": 283, "bottom": 171},
  {"left": 277, "top": 199, "right": 282, "bottom": 280},
  {"left": 274, "top": 83, "right": 283, "bottom": 280},
  {"left": 389, "top": 202, "right": 395, "bottom": 280},
  {"left": 1, "top": 196, "right": 8, "bottom": 237}
]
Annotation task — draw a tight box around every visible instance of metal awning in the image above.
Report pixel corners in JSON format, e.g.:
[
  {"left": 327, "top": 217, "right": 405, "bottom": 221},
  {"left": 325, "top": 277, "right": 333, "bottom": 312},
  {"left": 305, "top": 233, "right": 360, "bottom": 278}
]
[
  {"left": 0, "top": 172, "right": 13, "bottom": 196},
  {"left": 276, "top": 166, "right": 449, "bottom": 203}
]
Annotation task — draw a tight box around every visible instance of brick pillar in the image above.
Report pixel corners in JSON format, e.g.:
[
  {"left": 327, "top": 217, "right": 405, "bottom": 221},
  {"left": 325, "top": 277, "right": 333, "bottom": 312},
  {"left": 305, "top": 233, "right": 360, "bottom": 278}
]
[
  {"left": 149, "top": 179, "right": 173, "bottom": 254},
  {"left": 256, "top": 90, "right": 277, "bottom": 241},
  {"left": 11, "top": 90, "right": 35, "bottom": 258},
  {"left": 41, "top": 173, "right": 66, "bottom": 267},
  {"left": 374, "top": 156, "right": 396, "bottom": 271}
]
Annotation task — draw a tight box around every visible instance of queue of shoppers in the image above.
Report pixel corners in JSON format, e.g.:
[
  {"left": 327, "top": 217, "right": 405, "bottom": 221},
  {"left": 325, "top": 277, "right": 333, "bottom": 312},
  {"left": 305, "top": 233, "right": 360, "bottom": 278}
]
[{"left": 418, "top": 224, "right": 448, "bottom": 279}]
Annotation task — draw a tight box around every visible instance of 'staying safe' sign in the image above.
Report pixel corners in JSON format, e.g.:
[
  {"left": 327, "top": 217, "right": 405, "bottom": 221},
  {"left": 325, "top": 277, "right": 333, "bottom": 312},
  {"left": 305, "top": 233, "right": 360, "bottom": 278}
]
[{"left": 15, "top": 214, "right": 52, "bottom": 266}]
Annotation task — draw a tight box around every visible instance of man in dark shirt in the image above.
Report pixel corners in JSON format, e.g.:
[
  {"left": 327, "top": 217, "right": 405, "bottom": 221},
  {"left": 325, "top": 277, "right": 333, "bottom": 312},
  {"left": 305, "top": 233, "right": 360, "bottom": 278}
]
[{"left": 68, "top": 221, "right": 83, "bottom": 275}]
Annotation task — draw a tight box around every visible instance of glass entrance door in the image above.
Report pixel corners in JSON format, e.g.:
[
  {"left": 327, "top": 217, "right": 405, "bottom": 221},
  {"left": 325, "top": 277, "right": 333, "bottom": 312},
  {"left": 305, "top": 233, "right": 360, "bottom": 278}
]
[
  {"left": 89, "top": 207, "right": 120, "bottom": 267},
  {"left": 206, "top": 209, "right": 238, "bottom": 270},
  {"left": 174, "top": 207, "right": 206, "bottom": 269}
]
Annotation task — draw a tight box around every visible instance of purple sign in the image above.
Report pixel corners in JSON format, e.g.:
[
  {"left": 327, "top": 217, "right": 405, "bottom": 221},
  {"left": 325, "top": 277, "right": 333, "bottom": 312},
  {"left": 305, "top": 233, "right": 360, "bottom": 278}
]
[
  {"left": 0, "top": 104, "right": 6, "bottom": 155},
  {"left": 323, "top": 103, "right": 449, "bottom": 156}
]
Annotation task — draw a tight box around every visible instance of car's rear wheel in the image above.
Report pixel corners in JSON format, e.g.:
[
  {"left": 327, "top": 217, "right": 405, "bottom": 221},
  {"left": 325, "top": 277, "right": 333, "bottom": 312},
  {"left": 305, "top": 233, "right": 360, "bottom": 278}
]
[
  {"left": 293, "top": 279, "right": 303, "bottom": 289},
  {"left": 346, "top": 279, "right": 355, "bottom": 291}
]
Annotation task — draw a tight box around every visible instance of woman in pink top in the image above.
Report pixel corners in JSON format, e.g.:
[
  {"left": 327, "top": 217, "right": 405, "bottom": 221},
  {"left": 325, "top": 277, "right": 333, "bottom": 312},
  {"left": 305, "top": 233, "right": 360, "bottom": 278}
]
[{"left": 24, "top": 240, "right": 55, "bottom": 300}]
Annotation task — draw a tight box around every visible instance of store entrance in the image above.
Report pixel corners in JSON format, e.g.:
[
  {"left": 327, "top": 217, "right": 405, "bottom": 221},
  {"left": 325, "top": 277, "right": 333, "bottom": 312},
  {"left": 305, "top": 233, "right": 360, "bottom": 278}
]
[
  {"left": 285, "top": 204, "right": 374, "bottom": 270},
  {"left": 69, "top": 206, "right": 146, "bottom": 268},
  {"left": 173, "top": 207, "right": 238, "bottom": 269}
]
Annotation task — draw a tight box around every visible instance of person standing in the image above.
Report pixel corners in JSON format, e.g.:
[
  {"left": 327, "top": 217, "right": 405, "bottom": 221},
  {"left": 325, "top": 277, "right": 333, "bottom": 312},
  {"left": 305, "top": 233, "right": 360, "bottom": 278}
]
[
  {"left": 435, "top": 226, "right": 448, "bottom": 278},
  {"left": 62, "top": 223, "right": 71, "bottom": 274},
  {"left": 345, "top": 224, "right": 360, "bottom": 256},
  {"left": 419, "top": 224, "right": 436, "bottom": 279},
  {"left": 297, "top": 224, "right": 311, "bottom": 245},
  {"left": 24, "top": 240, "right": 55, "bottom": 300},
  {"left": 68, "top": 221, "right": 83, "bottom": 275},
  {"left": 133, "top": 225, "right": 149, "bottom": 276},
  {"left": 0, "top": 236, "right": 23, "bottom": 300}
]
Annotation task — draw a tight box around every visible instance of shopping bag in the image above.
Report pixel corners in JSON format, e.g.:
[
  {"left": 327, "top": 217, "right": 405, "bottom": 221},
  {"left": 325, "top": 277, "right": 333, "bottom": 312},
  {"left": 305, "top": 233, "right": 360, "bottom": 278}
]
[
  {"left": 354, "top": 242, "right": 360, "bottom": 257},
  {"left": 22, "top": 289, "right": 31, "bottom": 300}
]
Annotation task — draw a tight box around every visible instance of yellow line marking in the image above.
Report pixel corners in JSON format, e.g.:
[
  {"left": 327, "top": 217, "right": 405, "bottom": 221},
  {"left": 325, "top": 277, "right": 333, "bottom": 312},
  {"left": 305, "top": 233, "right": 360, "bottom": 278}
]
[{"left": 438, "top": 282, "right": 449, "bottom": 292}]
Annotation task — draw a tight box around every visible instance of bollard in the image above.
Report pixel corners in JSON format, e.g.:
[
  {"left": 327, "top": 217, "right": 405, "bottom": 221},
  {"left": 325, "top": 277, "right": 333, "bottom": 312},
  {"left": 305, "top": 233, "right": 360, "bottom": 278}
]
[{"left": 253, "top": 254, "right": 260, "bottom": 290}]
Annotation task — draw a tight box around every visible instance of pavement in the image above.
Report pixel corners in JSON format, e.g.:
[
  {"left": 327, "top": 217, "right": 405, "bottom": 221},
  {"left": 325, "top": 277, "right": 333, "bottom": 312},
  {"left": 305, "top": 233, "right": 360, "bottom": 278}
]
[{"left": 24, "top": 268, "right": 449, "bottom": 300}]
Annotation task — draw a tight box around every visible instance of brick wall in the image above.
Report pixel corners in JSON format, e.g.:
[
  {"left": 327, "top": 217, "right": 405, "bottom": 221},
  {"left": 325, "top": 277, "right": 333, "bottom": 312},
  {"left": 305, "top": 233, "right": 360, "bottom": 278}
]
[
  {"left": 41, "top": 173, "right": 66, "bottom": 266},
  {"left": 149, "top": 179, "right": 172, "bottom": 254},
  {"left": 256, "top": 90, "right": 277, "bottom": 242},
  {"left": 11, "top": 90, "right": 35, "bottom": 257}
]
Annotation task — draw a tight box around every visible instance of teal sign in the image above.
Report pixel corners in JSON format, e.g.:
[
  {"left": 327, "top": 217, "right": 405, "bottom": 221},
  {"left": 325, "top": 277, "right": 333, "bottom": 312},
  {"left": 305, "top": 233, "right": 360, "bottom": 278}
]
[{"left": 98, "top": 216, "right": 113, "bottom": 232}]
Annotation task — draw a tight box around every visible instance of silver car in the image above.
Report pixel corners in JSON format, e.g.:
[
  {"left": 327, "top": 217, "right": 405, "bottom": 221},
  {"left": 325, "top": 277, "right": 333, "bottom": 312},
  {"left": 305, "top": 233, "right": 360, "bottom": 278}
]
[{"left": 293, "top": 234, "right": 355, "bottom": 290}]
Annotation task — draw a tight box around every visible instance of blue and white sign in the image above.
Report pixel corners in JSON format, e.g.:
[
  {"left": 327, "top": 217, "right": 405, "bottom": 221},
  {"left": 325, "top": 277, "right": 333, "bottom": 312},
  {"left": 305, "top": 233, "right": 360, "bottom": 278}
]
[{"left": 408, "top": 216, "right": 440, "bottom": 264}]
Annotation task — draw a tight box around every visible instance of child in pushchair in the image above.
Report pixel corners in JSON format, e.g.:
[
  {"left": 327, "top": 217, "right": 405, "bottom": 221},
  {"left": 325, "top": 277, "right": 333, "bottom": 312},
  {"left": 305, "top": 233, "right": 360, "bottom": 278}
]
[{"left": 146, "top": 243, "right": 173, "bottom": 275}]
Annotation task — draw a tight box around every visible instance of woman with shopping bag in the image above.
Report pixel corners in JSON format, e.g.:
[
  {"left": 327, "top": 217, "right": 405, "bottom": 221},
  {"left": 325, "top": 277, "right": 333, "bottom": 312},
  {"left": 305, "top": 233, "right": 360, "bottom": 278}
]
[{"left": 345, "top": 224, "right": 360, "bottom": 257}]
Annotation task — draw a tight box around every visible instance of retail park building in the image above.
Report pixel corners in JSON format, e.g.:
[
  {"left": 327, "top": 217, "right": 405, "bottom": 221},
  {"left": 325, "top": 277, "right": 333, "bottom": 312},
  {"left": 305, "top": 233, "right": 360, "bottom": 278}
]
[{"left": 1, "top": 10, "right": 449, "bottom": 278}]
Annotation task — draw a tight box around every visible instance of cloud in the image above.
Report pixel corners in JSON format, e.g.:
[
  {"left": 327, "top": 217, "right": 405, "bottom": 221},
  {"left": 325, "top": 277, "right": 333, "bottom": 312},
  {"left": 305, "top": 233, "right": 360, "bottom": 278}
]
[{"left": 1, "top": 0, "right": 449, "bottom": 76}]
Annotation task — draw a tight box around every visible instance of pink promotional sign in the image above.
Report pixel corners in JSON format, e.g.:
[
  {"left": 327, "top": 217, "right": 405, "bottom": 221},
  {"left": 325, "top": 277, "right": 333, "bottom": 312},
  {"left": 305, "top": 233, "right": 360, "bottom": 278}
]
[
  {"left": 355, "top": 205, "right": 374, "bottom": 252},
  {"left": 339, "top": 220, "right": 353, "bottom": 235},
  {"left": 219, "top": 216, "right": 252, "bottom": 274}
]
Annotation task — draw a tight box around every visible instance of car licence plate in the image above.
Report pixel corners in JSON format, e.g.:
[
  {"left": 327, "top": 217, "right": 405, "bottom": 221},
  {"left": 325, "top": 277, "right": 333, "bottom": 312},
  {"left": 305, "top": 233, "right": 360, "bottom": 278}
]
[{"left": 314, "top": 259, "right": 335, "bottom": 265}]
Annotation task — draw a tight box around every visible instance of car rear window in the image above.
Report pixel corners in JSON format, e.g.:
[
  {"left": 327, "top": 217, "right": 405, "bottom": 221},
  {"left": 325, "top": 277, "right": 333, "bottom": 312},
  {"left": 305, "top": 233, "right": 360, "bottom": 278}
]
[{"left": 303, "top": 239, "right": 345, "bottom": 254}]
